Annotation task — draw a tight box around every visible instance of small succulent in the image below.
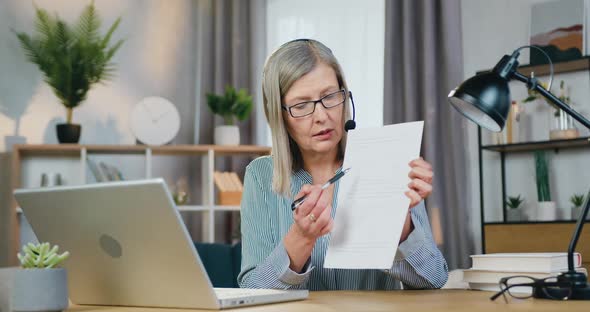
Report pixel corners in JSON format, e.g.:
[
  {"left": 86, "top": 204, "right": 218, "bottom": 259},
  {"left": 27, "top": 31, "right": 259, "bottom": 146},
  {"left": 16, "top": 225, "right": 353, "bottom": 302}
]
[
  {"left": 506, "top": 195, "right": 524, "bottom": 209},
  {"left": 570, "top": 194, "right": 585, "bottom": 208},
  {"left": 17, "top": 242, "right": 69, "bottom": 269}
]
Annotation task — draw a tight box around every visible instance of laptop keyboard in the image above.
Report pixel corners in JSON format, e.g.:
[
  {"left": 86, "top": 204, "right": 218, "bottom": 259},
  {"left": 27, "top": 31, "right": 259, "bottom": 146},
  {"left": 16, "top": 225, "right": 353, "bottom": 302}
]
[{"left": 214, "top": 288, "right": 289, "bottom": 299}]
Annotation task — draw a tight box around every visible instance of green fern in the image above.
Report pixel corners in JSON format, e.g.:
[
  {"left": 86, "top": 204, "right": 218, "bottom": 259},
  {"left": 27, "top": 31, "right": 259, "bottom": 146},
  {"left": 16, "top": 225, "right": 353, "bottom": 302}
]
[
  {"left": 13, "top": 1, "right": 124, "bottom": 123},
  {"left": 206, "top": 86, "right": 253, "bottom": 125}
]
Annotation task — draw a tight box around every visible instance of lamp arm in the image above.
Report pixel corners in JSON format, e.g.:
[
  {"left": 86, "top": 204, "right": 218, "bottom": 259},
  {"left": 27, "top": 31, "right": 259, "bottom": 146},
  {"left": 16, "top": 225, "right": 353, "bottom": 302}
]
[{"left": 512, "top": 71, "right": 590, "bottom": 130}]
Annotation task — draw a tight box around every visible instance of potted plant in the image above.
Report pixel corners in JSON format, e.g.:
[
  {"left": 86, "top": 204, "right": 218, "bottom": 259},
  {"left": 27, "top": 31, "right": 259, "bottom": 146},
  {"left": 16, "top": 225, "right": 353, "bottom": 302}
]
[
  {"left": 206, "top": 86, "right": 253, "bottom": 145},
  {"left": 12, "top": 242, "right": 70, "bottom": 312},
  {"left": 506, "top": 195, "right": 524, "bottom": 222},
  {"left": 570, "top": 193, "right": 586, "bottom": 220},
  {"left": 13, "top": 2, "right": 124, "bottom": 143},
  {"left": 522, "top": 79, "right": 578, "bottom": 140},
  {"left": 534, "top": 150, "right": 556, "bottom": 221}
]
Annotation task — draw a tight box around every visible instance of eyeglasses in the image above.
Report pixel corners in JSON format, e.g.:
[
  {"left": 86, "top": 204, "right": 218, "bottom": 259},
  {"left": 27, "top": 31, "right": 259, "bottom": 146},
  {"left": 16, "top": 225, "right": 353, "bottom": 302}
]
[
  {"left": 490, "top": 275, "right": 574, "bottom": 302},
  {"left": 282, "top": 90, "right": 346, "bottom": 118}
]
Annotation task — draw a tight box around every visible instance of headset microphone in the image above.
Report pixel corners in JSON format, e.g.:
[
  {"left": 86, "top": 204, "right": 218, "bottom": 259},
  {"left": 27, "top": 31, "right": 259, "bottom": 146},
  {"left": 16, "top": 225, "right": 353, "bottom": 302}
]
[{"left": 344, "top": 91, "right": 356, "bottom": 132}]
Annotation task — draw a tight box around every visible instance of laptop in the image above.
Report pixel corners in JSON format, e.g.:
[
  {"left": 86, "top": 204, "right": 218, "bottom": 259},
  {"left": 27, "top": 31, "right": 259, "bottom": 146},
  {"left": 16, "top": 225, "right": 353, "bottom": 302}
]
[{"left": 14, "top": 179, "right": 308, "bottom": 309}]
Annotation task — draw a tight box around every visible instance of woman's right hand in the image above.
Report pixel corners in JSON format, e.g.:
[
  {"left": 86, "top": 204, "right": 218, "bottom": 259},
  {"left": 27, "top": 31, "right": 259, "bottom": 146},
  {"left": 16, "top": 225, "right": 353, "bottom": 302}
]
[
  {"left": 283, "top": 184, "right": 334, "bottom": 272},
  {"left": 292, "top": 184, "right": 334, "bottom": 241}
]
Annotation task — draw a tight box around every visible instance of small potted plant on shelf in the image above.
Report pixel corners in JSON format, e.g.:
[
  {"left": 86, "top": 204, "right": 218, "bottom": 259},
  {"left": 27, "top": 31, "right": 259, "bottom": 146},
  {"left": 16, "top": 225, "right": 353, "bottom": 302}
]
[
  {"left": 506, "top": 195, "right": 524, "bottom": 222},
  {"left": 570, "top": 193, "right": 586, "bottom": 220},
  {"left": 13, "top": 2, "right": 124, "bottom": 144},
  {"left": 12, "top": 242, "right": 70, "bottom": 312},
  {"left": 534, "top": 150, "right": 556, "bottom": 221},
  {"left": 206, "top": 86, "right": 253, "bottom": 145}
]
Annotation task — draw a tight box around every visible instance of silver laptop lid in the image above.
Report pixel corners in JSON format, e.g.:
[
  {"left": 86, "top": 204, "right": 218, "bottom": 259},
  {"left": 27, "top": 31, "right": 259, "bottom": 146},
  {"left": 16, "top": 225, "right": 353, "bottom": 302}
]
[{"left": 14, "top": 179, "right": 220, "bottom": 309}]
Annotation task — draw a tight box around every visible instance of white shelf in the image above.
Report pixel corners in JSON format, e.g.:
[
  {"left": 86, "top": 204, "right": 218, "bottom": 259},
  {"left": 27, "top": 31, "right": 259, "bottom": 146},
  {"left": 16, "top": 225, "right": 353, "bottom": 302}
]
[
  {"left": 177, "top": 205, "right": 240, "bottom": 212},
  {"left": 11, "top": 144, "right": 269, "bottom": 245}
]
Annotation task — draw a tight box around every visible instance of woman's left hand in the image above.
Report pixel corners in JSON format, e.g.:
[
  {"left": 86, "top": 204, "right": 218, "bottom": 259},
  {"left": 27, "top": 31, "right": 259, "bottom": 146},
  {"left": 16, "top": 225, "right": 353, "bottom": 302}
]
[{"left": 405, "top": 157, "right": 433, "bottom": 208}]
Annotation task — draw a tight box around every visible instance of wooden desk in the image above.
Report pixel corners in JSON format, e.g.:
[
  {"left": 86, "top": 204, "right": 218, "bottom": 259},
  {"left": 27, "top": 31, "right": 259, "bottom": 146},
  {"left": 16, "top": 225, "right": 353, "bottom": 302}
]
[{"left": 67, "top": 290, "right": 590, "bottom": 312}]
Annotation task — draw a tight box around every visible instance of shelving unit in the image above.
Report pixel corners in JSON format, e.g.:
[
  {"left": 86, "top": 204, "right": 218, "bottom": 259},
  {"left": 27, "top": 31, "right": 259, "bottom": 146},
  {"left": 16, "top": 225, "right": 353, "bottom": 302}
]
[
  {"left": 8, "top": 144, "right": 271, "bottom": 264},
  {"left": 478, "top": 128, "right": 590, "bottom": 274},
  {"left": 477, "top": 58, "right": 590, "bottom": 275}
]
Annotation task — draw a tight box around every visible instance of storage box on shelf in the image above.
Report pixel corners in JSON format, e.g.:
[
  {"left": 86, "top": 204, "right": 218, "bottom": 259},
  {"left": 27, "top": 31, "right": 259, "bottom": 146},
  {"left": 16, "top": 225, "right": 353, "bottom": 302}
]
[{"left": 8, "top": 144, "right": 271, "bottom": 265}]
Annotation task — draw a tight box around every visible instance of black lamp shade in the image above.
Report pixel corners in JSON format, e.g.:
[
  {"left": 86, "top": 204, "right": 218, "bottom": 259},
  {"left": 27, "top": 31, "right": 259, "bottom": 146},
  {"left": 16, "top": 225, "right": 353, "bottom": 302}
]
[{"left": 448, "top": 71, "right": 511, "bottom": 132}]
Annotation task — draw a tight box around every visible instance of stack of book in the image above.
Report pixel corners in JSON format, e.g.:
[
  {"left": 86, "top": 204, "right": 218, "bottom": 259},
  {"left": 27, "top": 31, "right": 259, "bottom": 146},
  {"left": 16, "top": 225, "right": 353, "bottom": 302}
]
[
  {"left": 213, "top": 171, "right": 243, "bottom": 205},
  {"left": 463, "top": 252, "right": 585, "bottom": 293}
]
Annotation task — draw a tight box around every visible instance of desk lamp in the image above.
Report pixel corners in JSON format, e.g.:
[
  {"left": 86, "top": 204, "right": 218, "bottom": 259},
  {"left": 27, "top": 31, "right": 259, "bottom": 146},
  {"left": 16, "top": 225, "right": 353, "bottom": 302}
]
[{"left": 448, "top": 45, "right": 590, "bottom": 300}]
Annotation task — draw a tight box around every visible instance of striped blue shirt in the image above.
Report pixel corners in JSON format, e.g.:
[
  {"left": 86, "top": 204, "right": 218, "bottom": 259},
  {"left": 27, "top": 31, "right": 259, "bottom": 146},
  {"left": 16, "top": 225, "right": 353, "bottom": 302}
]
[{"left": 238, "top": 156, "right": 448, "bottom": 290}]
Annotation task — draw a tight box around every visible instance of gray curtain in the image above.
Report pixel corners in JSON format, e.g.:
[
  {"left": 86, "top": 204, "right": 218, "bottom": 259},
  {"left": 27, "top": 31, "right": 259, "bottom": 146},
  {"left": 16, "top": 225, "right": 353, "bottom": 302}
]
[
  {"left": 384, "top": 0, "right": 474, "bottom": 269},
  {"left": 187, "top": 0, "right": 266, "bottom": 243}
]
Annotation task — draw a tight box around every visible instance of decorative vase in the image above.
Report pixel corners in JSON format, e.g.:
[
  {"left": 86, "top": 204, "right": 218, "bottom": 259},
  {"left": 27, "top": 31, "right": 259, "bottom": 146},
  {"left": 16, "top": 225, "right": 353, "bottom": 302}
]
[
  {"left": 536, "top": 201, "right": 557, "bottom": 221},
  {"left": 12, "top": 268, "right": 69, "bottom": 312},
  {"left": 214, "top": 125, "right": 240, "bottom": 145},
  {"left": 549, "top": 109, "right": 579, "bottom": 140},
  {"left": 56, "top": 123, "right": 81, "bottom": 144}
]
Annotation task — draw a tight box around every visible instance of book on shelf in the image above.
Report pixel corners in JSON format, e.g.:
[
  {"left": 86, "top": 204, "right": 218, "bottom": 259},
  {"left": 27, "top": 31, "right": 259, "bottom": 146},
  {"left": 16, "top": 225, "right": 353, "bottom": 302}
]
[
  {"left": 470, "top": 252, "right": 582, "bottom": 273},
  {"left": 87, "top": 158, "right": 106, "bottom": 182},
  {"left": 213, "top": 171, "right": 243, "bottom": 206},
  {"left": 87, "top": 158, "right": 124, "bottom": 182},
  {"left": 100, "top": 162, "right": 124, "bottom": 181}
]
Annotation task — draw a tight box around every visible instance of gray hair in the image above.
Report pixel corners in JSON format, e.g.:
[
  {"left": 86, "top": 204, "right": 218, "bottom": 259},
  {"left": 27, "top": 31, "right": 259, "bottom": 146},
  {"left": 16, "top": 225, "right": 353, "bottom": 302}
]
[{"left": 262, "top": 39, "right": 350, "bottom": 197}]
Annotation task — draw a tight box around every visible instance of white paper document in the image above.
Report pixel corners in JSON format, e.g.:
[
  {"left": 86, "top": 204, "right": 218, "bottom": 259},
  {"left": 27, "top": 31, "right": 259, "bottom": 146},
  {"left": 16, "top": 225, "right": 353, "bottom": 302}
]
[{"left": 324, "top": 121, "right": 424, "bottom": 269}]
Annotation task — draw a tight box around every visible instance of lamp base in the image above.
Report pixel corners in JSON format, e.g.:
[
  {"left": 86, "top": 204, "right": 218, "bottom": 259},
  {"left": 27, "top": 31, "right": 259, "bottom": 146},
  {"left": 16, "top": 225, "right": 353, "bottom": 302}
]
[{"left": 533, "top": 271, "right": 590, "bottom": 300}]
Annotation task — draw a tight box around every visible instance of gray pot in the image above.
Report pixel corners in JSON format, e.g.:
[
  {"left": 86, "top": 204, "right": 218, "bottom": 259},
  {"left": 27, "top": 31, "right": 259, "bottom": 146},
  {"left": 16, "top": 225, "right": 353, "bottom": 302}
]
[
  {"left": 12, "top": 268, "right": 68, "bottom": 312},
  {"left": 506, "top": 208, "right": 521, "bottom": 222}
]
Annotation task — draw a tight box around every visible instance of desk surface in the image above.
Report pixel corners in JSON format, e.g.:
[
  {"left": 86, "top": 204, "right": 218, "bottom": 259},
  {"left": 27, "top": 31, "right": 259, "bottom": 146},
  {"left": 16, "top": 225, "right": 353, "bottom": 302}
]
[{"left": 68, "top": 290, "right": 590, "bottom": 312}]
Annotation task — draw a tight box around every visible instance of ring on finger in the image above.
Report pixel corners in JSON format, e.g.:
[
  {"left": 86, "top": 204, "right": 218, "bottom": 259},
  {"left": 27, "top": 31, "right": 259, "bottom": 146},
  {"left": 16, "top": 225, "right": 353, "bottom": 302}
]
[{"left": 308, "top": 213, "right": 317, "bottom": 222}]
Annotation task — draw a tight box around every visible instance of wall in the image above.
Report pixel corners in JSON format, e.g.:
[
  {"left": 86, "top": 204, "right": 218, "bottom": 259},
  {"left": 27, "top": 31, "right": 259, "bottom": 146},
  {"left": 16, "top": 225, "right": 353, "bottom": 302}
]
[
  {"left": 461, "top": 0, "right": 590, "bottom": 253},
  {"left": 0, "top": 0, "right": 201, "bottom": 264},
  {"left": 0, "top": 0, "right": 198, "bottom": 149}
]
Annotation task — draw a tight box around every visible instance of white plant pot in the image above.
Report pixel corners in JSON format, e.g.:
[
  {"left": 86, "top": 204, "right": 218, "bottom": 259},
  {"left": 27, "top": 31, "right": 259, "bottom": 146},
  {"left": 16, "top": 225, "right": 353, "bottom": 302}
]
[
  {"left": 536, "top": 201, "right": 557, "bottom": 221},
  {"left": 12, "top": 268, "right": 69, "bottom": 312},
  {"left": 522, "top": 204, "right": 535, "bottom": 221},
  {"left": 214, "top": 125, "right": 240, "bottom": 145}
]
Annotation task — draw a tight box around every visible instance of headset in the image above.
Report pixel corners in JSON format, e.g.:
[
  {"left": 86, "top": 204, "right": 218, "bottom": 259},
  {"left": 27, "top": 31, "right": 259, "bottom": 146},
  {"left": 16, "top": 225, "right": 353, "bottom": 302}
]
[{"left": 344, "top": 91, "right": 356, "bottom": 132}]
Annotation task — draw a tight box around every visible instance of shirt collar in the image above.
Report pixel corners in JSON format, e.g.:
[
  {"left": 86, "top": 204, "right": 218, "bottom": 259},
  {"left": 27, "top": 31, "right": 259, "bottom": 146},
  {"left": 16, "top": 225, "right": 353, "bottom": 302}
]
[{"left": 293, "top": 166, "right": 343, "bottom": 184}]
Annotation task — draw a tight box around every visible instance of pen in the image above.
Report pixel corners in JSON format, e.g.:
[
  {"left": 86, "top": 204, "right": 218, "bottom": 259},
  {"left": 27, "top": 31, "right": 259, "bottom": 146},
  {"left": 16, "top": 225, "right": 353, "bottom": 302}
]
[{"left": 291, "top": 167, "right": 351, "bottom": 211}]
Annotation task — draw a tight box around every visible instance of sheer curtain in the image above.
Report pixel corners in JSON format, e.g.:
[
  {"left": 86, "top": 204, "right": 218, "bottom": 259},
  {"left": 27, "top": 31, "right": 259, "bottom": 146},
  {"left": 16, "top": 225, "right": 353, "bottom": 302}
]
[{"left": 384, "top": 0, "right": 474, "bottom": 269}]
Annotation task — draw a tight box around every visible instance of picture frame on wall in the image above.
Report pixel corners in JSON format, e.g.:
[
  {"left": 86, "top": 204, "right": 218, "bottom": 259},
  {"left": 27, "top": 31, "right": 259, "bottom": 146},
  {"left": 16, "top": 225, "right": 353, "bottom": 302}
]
[{"left": 530, "top": 0, "right": 586, "bottom": 65}]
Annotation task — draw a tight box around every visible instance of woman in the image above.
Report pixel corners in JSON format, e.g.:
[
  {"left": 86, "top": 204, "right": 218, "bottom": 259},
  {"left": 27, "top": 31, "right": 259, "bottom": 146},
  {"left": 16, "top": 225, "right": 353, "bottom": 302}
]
[{"left": 238, "top": 39, "right": 448, "bottom": 290}]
